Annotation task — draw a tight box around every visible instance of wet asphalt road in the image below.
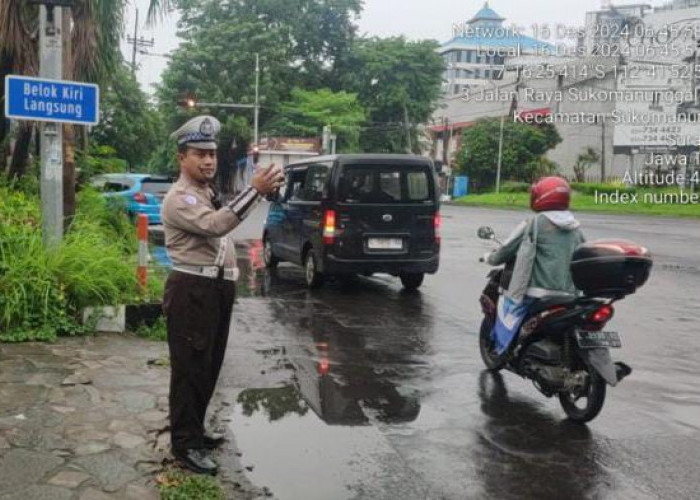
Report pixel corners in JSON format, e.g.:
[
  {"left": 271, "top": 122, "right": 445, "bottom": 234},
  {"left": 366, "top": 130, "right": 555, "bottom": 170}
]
[{"left": 216, "top": 204, "right": 700, "bottom": 500}]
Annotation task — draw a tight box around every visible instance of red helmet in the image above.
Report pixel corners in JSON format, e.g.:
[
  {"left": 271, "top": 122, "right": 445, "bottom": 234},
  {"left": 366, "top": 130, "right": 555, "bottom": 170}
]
[{"left": 530, "top": 177, "right": 571, "bottom": 212}]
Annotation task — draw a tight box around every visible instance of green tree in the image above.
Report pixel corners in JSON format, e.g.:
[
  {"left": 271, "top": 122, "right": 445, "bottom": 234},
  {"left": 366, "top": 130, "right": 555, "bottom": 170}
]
[
  {"left": 265, "top": 88, "right": 366, "bottom": 151},
  {"left": 156, "top": 0, "right": 365, "bottom": 189},
  {"left": 455, "top": 118, "right": 562, "bottom": 190},
  {"left": 158, "top": 0, "right": 364, "bottom": 134},
  {"left": 0, "top": 0, "right": 168, "bottom": 179},
  {"left": 339, "top": 37, "right": 445, "bottom": 154},
  {"left": 173, "top": 0, "right": 362, "bottom": 89},
  {"left": 90, "top": 64, "right": 163, "bottom": 171},
  {"left": 573, "top": 147, "right": 600, "bottom": 183}
]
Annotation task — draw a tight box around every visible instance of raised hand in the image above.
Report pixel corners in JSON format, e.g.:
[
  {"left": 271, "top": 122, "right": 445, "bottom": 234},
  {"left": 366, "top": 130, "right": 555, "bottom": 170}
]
[{"left": 251, "top": 163, "right": 284, "bottom": 195}]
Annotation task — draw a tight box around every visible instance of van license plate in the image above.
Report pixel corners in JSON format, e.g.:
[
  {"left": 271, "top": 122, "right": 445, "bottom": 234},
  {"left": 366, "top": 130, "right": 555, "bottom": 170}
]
[
  {"left": 576, "top": 330, "right": 622, "bottom": 349},
  {"left": 368, "top": 238, "right": 403, "bottom": 250}
]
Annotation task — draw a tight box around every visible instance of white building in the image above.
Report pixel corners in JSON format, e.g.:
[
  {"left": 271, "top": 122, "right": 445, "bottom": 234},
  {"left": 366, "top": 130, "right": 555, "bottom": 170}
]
[
  {"left": 429, "top": 57, "right": 620, "bottom": 180},
  {"left": 579, "top": 3, "right": 652, "bottom": 57},
  {"left": 440, "top": 2, "right": 552, "bottom": 96},
  {"left": 656, "top": 0, "right": 700, "bottom": 11},
  {"left": 428, "top": 2, "right": 700, "bottom": 184}
]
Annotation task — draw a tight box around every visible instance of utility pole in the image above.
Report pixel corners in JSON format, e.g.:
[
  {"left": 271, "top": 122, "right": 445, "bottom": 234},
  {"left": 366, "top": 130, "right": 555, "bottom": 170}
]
[
  {"left": 403, "top": 102, "right": 413, "bottom": 153},
  {"left": 496, "top": 114, "right": 505, "bottom": 194},
  {"left": 254, "top": 53, "right": 260, "bottom": 148},
  {"left": 441, "top": 118, "right": 449, "bottom": 165},
  {"left": 322, "top": 125, "right": 331, "bottom": 154},
  {"left": 601, "top": 118, "right": 607, "bottom": 182},
  {"left": 39, "top": 3, "right": 64, "bottom": 247},
  {"left": 127, "top": 9, "right": 154, "bottom": 75},
  {"left": 131, "top": 8, "right": 138, "bottom": 74}
]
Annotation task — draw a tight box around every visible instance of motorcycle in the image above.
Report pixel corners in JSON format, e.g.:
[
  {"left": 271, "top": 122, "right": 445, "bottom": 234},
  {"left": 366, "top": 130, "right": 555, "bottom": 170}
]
[{"left": 476, "top": 226, "right": 653, "bottom": 423}]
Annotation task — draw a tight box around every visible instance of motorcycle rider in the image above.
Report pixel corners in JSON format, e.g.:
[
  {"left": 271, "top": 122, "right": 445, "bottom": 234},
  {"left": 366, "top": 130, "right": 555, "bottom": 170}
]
[{"left": 484, "top": 177, "right": 585, "bottom": 354}]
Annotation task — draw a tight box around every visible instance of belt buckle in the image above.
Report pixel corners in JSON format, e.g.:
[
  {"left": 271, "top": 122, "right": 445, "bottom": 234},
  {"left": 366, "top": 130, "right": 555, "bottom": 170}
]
[{"left": 202, "top": 267, "right": 217, "bottom": 278}]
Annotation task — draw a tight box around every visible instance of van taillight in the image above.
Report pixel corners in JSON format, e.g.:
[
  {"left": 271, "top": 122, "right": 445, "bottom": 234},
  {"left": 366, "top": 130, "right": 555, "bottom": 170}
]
[
  {"left": 434, "top": 212, "right": 442, "bottom": 244},
  {"left": 322, "top": 210, "right": 336, "bottom": 245}
]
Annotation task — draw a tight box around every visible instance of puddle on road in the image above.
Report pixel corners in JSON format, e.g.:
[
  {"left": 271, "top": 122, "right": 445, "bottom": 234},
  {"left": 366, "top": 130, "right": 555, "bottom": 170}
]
[
  {"left": 229, "top": 384, "right": 425, "bottom": 500},
  {"left": 223, "top": 281, "right": 437, "bottom": 499}
]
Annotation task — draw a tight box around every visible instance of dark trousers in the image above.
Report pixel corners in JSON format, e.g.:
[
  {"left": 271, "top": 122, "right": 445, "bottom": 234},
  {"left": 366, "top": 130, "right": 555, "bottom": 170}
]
[{"left": 163, "top": 271, "right": 236, "bottom": 451}]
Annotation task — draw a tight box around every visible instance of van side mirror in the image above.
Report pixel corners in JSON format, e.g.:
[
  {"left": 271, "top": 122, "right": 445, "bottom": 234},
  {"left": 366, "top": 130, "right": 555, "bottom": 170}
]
[{"left": 477, "top": 226, "right": 495, "bottom": 240}]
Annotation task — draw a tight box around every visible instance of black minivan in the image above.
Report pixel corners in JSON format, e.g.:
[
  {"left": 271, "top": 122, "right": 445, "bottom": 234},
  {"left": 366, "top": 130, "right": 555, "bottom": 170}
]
[{"left": 262, "top": 154, "right": 441, "bottom": 290}]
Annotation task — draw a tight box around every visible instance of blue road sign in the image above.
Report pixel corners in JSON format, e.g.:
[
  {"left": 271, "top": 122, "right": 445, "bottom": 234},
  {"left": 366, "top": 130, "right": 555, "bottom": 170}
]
[{"left": 4, "top": 75, "right": 99, "bottom": 126}]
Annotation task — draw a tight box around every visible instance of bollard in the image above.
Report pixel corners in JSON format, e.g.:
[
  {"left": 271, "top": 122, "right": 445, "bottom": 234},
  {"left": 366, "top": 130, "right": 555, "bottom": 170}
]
[{"left": 136, "top": 214, "right": 148, "bottom": 293}]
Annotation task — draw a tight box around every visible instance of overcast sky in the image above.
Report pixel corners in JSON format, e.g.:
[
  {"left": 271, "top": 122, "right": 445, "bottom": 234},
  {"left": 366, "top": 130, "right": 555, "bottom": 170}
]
[{"left": 120, "top": 0, "right": 664, "bottom": 94}]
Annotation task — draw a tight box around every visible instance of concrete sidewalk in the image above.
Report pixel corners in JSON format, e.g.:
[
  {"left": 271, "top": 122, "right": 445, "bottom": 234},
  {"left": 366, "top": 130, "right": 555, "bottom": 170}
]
[{"left": 0, "top": 334, "right": 260, "bottom": 500}]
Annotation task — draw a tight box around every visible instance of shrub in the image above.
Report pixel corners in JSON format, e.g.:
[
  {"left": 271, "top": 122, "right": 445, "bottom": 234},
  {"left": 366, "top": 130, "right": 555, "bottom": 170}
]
[
  {"left": 158, "top": 470, "right": 225, "bottom": 500},
  {"left": 571, "top": 183, "right": 636, "bottom": 196},
  {"left": 500, "top": 182, "right": 530, "bottom": 193},
  {"left": 76, "top": 144, "right": 128, "bottom": 185},
  {"left": 73, "top": 187, "right": 136, "bottom": 253},
  {"left": 135, "top": 316, "right": 167, "bottom": 341},
  {"left": 0, "top": 185, "right": 155, "bottom": 342},
  {"left": 48, "top": 222, "right": 138, "bottom": 312},
  {"left": 456, "top": 118, "right": 561, "bottom": 187}
]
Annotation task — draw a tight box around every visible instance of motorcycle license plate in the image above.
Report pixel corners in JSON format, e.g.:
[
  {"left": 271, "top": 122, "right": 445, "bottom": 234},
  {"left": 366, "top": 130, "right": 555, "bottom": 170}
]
[{"left": 576, "top": 330, "right": 622, "bottom": 349}]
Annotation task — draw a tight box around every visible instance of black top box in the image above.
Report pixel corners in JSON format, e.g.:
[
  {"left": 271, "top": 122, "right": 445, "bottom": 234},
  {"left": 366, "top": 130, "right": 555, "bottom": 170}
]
[{"left": 571, "top": 239, "right": 652, "bottom": 298}]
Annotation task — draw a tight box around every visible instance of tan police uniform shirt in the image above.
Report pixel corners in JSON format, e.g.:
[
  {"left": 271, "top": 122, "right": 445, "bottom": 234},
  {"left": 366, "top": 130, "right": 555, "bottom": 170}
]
[{"left": 161, "top": 176, "right": 241, "bottom": 269}]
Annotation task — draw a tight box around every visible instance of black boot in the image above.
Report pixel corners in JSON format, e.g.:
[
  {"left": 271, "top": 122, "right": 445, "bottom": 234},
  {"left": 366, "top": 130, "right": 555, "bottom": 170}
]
[
  {"left": 173, "top": 448, "right": 218, "bottom": 475},
  {"left": 203, "top": 431, "right": 226, "bottom": 449}
]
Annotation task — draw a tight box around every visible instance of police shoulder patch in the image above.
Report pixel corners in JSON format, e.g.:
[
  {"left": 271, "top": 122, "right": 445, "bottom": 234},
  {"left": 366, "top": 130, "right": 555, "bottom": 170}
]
[{"left": 183, "top": 194, "right": 198, "bottom": 206}]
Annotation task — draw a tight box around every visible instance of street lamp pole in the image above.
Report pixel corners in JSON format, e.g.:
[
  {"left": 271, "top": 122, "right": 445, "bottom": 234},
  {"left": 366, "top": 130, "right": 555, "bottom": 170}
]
[
  {"left": 254, "top": 53, "right": 260, "bottom": 148},
  {"left": 403, "top": 101, "right": 413, "bottom": 154},
  {"left": 496, "top": 114, "right": 505, "bottom": 194}
]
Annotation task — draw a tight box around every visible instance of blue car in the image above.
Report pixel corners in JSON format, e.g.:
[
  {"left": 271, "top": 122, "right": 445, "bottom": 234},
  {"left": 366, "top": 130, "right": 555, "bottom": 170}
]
[{"left": 91, "top": 173, "right": 173, "bottom": 225}]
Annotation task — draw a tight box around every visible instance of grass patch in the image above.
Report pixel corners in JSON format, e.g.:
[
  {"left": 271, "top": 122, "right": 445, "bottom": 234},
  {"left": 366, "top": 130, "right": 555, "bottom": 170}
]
[
  {"left": 454, "top": 188, "right": 700, "bottom": 218},
  {"left": 157, "top": 470, "right": 225, "bottom": 500},
  {"left": 135, "top": 316, "right": 167, "bottom": 341},
  {"left": 0, "top": 185, "right": 163, "bottom": 342}
]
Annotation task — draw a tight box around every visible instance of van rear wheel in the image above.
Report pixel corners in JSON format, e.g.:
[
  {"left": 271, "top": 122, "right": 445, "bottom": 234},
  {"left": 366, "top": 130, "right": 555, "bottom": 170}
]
[
  {"left": 304, "top": 250, "right": 324, "bottom": 289},
  {"left": 400, "top": 272, "right": 424, "bottom": 290},
  {"left": 263, "top": 237, "right": 279, "bottom": 269}
]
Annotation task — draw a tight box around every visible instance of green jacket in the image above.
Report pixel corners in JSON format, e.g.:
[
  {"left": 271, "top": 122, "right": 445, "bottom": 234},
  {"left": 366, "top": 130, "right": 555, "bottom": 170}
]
[{"left": 487, "top": 211, "right": 585, "bottom": 299}]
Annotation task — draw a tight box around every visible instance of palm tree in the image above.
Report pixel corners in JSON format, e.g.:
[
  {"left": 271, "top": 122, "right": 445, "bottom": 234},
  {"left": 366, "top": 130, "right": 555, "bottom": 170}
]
[
  {"left": 0, "top": 0, "right": 169, "bottom": 203},
  {"left": 0, "top": 1, "right": 38, "bottom": 179}
]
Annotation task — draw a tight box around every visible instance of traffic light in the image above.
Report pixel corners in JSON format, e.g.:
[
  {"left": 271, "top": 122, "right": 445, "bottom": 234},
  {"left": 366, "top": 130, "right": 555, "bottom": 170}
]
[{"left": 177, "top": 95, "right": 197, "bottom": 109}]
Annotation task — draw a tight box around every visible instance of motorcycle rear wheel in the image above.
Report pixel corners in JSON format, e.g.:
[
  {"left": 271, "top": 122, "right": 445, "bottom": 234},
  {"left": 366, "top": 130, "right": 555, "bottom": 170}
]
[
  {"left": 558, "top": 368, "right": 606, "bottom": 423},
  {"left": 479, "top": 317, "right": 507, "bottom": 371}
]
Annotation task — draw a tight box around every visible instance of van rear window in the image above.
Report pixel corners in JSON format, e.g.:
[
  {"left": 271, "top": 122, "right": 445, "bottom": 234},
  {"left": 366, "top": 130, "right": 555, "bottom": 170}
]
[{"left": 340, "top": 165, "right": 433, "bottom": 203}]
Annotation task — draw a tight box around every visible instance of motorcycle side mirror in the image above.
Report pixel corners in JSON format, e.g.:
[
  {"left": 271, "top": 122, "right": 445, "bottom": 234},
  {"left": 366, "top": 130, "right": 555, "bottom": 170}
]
[{"left": 477, "top": 226, "right": 495, "bottom": 240}]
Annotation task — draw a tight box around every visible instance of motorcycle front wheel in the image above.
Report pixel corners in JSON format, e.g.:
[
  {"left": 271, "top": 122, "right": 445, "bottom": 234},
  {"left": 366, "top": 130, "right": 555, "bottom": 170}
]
[
  {"left": 479, "top": 317, "right": 507, "bottom": 371},
  {"left": 558, "top": 367, "right": 606, "bottom": 423}
]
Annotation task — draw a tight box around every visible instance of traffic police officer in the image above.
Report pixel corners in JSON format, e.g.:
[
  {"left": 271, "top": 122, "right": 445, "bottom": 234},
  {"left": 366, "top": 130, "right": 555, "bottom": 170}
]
[{"left": 162, "top": 115, "right": 282, "bottom": 475}]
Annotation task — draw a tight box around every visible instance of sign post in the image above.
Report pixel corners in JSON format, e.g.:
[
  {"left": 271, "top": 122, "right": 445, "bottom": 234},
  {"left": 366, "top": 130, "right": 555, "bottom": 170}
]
[
  {"left": 40, "top": 3, "right": 64, "bottom": 247},
  {"left": 5, "top": 72, "right": 99, "bottom": 246},
  {"left": 9, "top": 0, "right": 96, "bottom": 247}
]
